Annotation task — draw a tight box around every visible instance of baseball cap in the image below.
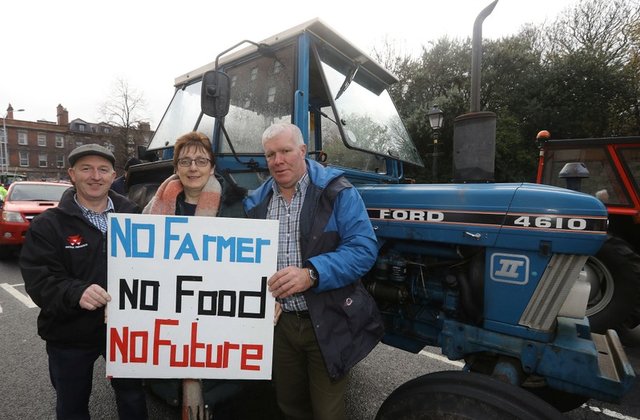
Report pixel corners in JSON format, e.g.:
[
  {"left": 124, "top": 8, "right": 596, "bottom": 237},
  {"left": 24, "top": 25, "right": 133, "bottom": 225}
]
[{"left": 68, "top": 144, "right": 116, "bottom": 168}]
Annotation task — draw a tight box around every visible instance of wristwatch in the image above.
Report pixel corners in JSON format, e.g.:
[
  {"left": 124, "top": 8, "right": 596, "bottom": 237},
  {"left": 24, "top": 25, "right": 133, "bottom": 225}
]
[{"left": 308, "top": 267, "right": 319, "bottom": 288}]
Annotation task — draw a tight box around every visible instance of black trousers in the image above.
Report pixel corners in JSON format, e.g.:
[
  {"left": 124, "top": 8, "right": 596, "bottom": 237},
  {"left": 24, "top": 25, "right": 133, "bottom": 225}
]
[{"left": 46, "top": 342, "right": 148, "bottom": 420}]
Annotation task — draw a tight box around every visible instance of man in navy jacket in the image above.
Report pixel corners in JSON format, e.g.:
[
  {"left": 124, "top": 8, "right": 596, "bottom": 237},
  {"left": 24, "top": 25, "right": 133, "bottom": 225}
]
[
  {"left": 20, "top": 144, "right": 147, "bottom": 420},
  {"left": 244, "top": 123, "right": 383, "bottom": 420}
]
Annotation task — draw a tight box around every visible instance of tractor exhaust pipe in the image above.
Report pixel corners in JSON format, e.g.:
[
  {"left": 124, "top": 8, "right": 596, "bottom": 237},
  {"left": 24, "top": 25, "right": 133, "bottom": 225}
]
[
  {"left": 471, "top": 0, "right": 498, "bottom": 113},
  {"left": 453, "top": 0, "right": 498, "bottom": 183}
]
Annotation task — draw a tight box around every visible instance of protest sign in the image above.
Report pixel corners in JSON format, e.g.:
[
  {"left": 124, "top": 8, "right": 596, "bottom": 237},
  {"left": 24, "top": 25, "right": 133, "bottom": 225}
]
[{"left": 106, "top": 214, "right": 278, "bottom": 380}]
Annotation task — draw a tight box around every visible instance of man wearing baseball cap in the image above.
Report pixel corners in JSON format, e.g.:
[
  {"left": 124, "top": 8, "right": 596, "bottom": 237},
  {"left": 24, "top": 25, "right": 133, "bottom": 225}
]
[{"left": 20, "top": 144, "right": 148, "bottom": 419}]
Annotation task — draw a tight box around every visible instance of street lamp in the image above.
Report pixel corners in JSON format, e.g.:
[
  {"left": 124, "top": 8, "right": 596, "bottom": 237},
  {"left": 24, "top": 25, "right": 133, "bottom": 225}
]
[
  {"left": 427, "top": 104, "right": 444, "bottom": 182},
  {"left": 1, "top": 107, "right": 25, "bottom": 175}
]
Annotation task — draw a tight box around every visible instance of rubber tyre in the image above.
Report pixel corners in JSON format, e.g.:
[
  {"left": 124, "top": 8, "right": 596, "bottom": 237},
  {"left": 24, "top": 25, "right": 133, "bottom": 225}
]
[
  {"left": 523, "top": 380, "right": 589, "bottom": 412},
  {"left": 585, "top": 236, "right": 640, "bottom": 333},
  {"left": 615, "top": 323, "right": 640, "bottom": 347},
  {"left": 464, "top": 355, "right": 587, "bottom": 413},
  {"left": 375, "top": 371, "right": 564, "bottom": 420}
]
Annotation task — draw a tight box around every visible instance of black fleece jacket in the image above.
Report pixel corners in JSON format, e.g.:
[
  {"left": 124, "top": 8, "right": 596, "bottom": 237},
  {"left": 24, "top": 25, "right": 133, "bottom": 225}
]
[{"left": 20, "top": 188, "right": 139, "bottom": 348}]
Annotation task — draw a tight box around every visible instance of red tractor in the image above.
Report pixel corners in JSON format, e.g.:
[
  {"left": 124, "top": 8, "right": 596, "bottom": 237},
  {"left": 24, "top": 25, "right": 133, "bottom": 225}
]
[{"left": 536, "top": 131, "right": 640, "bottom": 338}]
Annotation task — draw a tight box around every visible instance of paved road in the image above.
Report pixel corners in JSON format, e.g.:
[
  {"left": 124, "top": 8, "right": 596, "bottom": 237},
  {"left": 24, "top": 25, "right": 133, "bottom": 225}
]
[{"left": 2, "top": 256, "right": 640, "bottom": 419}]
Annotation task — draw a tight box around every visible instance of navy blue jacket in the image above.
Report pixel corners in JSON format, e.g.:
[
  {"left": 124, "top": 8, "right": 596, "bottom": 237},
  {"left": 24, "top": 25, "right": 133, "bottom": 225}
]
[
  {"left": 20, "top": 188, "right": 139, "bottom": 348},
  {"left": 244, "top": 159, "right": 384, "bottom": 379}
]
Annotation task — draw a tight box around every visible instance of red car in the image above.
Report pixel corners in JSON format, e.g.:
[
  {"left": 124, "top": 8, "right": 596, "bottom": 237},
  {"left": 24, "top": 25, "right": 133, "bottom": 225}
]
[{"left": 0, "top": 181, "right": 71, "bottom": 258}]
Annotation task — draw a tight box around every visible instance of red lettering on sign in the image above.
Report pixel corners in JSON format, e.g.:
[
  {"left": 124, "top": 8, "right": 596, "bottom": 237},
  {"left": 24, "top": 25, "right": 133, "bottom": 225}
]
[
  {"left": 153, "top": 319, "right": 179, "bottom": 365},
  {"left": 190, "top": 322, "right": 205, "bottom": 368},
  {"left": 241, "top": 344, "right": 263, "bottom": 370},
  {"left": 109, "top": 318, "right": 266, "bottom": 372},
  {"left": 109, "top": 326, "right": 129, "bottom": 362},
  {"left": 130, "top": 330, "right": 149, "bottom": 363},
  {"left": 205, "top": 341, "right": 224, "bottom": 368}
]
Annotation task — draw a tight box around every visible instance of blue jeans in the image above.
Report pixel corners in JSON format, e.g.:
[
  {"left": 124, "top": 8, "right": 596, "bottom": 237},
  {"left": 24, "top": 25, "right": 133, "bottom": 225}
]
[{"left": 46, "top": 342, "right": 148, "bottom": 420}]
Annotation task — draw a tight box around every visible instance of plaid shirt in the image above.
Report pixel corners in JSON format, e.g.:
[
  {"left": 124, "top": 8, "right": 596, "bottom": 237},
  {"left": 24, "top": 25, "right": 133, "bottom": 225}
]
[
  {"left": 267, "top": 173, "right": 309, "bottom": 312},
  {"left": 74, "top": 194, "right": 115, "bottom": 234}
]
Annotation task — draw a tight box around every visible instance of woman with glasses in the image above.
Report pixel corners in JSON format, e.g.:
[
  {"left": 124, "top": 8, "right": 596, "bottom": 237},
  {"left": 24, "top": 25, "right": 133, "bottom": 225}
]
[
  {"left": 143, "top": 131, "right": 221, "bottom": 216},
  {"left": 142, "top": 131, "right": 222, "bottom": 417}
]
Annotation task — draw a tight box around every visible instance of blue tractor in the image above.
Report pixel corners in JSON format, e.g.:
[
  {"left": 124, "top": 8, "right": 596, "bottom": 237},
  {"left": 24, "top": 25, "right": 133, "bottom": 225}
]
[{"left": 127, "top": 12, "right": 635, "bottom": 419}]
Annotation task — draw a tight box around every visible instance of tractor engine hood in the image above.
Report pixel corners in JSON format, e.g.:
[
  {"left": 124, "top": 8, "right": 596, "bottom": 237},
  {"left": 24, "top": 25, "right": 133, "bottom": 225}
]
[{"left": 357, "top": 182, "right": 608, "bottom": 255}]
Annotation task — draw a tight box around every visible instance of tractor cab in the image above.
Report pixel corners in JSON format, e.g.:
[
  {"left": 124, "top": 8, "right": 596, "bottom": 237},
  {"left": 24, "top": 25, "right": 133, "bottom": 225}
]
[
  {"left": 535, "top": 132, "right": 640, "bottom": 336},
  {"left": 133, "top": 18, "right": 422, "bottom": 211}
]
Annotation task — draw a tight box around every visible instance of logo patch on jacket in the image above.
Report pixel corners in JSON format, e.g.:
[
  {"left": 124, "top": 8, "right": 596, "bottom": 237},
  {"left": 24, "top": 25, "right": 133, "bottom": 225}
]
[{"left": 66, "top": 234, "right": 88, "bottom": 249}]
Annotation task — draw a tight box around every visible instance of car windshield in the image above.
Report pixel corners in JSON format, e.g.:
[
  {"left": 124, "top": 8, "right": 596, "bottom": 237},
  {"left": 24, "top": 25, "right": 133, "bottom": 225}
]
[{"left": 8, "top": 184, "right": 70, "bottom": 201}]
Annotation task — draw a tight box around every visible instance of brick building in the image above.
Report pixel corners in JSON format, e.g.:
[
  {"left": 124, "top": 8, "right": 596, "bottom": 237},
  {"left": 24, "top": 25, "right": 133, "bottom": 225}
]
[{"left": 1, "top": 104, "right": 153, "bottom": 181}]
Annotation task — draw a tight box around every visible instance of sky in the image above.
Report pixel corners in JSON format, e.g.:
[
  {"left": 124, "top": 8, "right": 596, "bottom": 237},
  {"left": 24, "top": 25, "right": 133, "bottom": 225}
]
[{"left": 2, "top": 0, "right": 581, "bottom": 130}]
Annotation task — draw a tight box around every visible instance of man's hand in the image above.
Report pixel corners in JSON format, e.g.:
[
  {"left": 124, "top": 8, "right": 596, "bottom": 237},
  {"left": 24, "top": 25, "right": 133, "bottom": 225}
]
[
  {"left": 79, "top": 284, "right": 111, "bottom": 310},
  {"left": 268, "top": 266, "right": 312, "bottom": 299}
]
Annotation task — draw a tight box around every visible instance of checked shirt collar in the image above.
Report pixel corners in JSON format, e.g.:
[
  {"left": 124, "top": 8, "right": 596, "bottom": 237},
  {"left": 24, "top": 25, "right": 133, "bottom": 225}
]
[{"left": 74, "top": 194, "right": 115, "bottom": 234}]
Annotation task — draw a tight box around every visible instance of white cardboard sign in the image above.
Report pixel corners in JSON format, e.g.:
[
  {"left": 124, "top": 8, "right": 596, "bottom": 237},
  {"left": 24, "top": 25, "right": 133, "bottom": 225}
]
[{"left": 105, "top": 213, "right": 278, "bottom": 380}]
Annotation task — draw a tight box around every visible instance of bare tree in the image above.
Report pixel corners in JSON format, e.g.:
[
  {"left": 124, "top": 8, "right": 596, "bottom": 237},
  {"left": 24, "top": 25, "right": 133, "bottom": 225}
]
[
  {"left": 371, "top": 35, "right": 415, "bottom": 76},
  {"left": 544, "top": 0, "right": 640, "bottom": 65},
  {"left": 99, "top": 78, "right": 150, "bottom": 170}
]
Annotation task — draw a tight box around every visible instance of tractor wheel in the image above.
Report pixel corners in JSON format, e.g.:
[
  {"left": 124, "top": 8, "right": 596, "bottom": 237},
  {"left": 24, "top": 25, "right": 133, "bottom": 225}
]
[
  {"left": 585, "top": 236, "right": 640, "bottom": 333},
  {"left": 375, "top": 371, "right": 564, "bottom": 420},
  {"left": 464, "top": 353, "right": 587, "bottom": 413},
  {"left": 521, "top": 376, "right": 589, "bottom": 412}
]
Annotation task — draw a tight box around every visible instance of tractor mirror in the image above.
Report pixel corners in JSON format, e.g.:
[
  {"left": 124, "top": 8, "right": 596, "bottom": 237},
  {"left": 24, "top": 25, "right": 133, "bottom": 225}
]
[{"left": 201, "top": 70, "right": 231, "bottom": 118}]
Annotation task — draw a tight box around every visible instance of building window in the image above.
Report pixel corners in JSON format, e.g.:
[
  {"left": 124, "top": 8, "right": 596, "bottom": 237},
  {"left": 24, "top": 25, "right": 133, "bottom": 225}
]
[
  {"left": 103, "top": 142, "right": 115, "bottom": 152},
  {"left": 76, "top": 141, "right": 84, "bottom": 147},
  {"left": 103, "top": 127, "right": 111, "bottom": 134},
  {"left": 39, "top": 153, "right": 48, "bottom": 167},
  {"left": 38, "top": 133, "right": 47, "bottom": 147},
  {"left": 18, "top": 131, "right": 27, "bottom": 145},
  {"left": 56, "top": 154, "right": 65, "bottom": 168},
  {"left": 267, "top": 86, "right": 276, "bottom": 103},
  {"left": 77, "top": 123, "right": 86, "bottom": 132},
  {"left": 231, "top": 75, "right": 237, "bottom": 88},
  {"left": 19, "top": 151, "right": 29, "bottom": 167},
  {"left": 55, "top": 134, "right": 65, "bottom": 148},
  {"left": 273, "top": 61, "right": 282, "bottom": 74},
  {"left": 0, "top": 153, "right": 5, "bottom": 167},
  {"left": 0, "top": 128, "right": 5, "bottom": 144},
  {"left": 250, "top": 67, "right": 258, "bottom": 81}
]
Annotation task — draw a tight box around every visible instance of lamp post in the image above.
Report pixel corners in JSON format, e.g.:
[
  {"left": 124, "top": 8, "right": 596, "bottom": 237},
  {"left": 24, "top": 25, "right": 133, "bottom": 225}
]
[
  {"left": 1, "top": 108, "right": 25, "bottom": 175},
  {"left": 427, "top": 104, "right": 444, "bottom": 182}
]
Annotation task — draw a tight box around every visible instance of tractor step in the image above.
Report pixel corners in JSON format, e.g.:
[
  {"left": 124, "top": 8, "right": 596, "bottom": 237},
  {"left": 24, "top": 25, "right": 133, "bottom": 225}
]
[{"left": 591, "top": 329, "right": 635, "bottom": 383}]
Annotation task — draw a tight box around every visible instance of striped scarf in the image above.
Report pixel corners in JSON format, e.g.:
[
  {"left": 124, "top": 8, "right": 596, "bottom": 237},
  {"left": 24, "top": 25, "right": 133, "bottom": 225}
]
[{"left": 142, "top": 174, "right": 221, "bottom": 217}]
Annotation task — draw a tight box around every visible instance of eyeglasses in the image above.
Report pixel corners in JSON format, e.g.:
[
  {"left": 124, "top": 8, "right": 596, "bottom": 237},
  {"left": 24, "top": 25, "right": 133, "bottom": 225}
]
[{"left": 177, "top": 157, "right": 211, "bottom": 167}]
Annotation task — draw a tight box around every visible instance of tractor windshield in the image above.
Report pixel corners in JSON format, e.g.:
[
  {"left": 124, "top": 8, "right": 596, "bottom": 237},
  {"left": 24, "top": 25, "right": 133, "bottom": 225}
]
[
  {"left": 148, "top": 81, "right": 212, "bottom": 151},
  {"left": 218, "top": 42, "right": 296, "bottom": 154},
  {"left": 314, "top": 45, "right": 421, "bottom": 166}
]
